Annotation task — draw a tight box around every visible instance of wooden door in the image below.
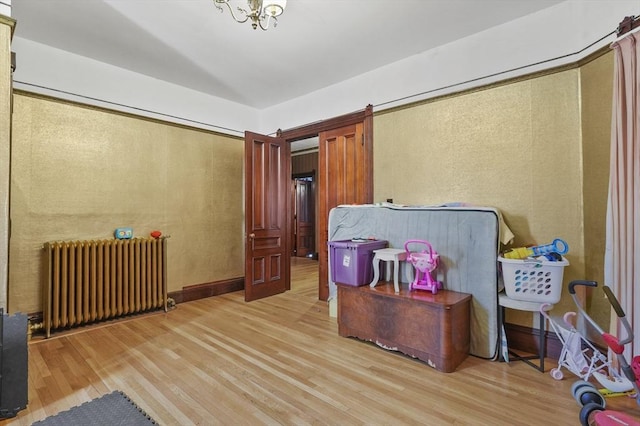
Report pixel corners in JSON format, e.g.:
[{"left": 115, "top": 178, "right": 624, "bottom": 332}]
[
  {"left": 318, "top": 122, "right": 373, "bottom": 300},
  {"left": 244, "top": 131, "right": 291, "bottom": 302},
  {"left": 294, "top": 178, "right": 315, "bottom": 257}
]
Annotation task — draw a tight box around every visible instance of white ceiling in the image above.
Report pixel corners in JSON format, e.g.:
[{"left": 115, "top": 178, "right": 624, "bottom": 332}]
[{"left": 11, "top": 0, "right": 566, "bottom": 110}]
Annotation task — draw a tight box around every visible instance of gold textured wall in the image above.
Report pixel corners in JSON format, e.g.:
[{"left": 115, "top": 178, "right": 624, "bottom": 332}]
[
  {"left": 10, "top": 93, "right": 244, "bottom": 314},
  {"left": 9, "top": 53, "right": 614, "bottom": 329},
  {"left": 374, "top": 68, "right": 600, "bottom": 326},
  {"left": 580, "top": 51, "right": 614, "bottom": 328},
  {"left": 0, "top": 17, "right": 14, "bottom": 311}
]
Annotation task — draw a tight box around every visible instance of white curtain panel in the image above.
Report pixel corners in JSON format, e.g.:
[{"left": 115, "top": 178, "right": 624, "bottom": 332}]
[{"left": 606, "top": 31, "right": 640, "bottom": 360}]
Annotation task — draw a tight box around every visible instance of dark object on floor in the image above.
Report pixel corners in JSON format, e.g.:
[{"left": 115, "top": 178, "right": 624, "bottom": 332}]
[
  {"left": 32, "top": 391, "right": 159, "bottom": 426},
  {"left": 0, "top": 309, "right": 28, "bottom": 419}
]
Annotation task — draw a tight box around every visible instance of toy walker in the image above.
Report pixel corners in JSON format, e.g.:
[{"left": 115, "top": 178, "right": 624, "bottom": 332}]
[
  {"left": 404, "top": 239, "right": 442, "bottom": 294},
  {"left": 540, "top": 304, "right": 632, "bottom": 391},
  {"left": 567, "top": 280, "right": 640, "bottom": 426}
]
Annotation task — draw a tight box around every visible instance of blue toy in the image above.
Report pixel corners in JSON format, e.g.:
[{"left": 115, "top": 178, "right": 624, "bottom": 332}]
[
  {"left": 504, "top": 238, "right": 569, "bottom": 260},
  {"left": 114, "top": 227, "right": 133, "bottom": 239}
]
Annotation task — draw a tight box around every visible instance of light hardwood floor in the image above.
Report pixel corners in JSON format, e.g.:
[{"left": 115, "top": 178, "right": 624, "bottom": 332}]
[{"left": 3, "top": 257, "right": 638, "bottom": 425}]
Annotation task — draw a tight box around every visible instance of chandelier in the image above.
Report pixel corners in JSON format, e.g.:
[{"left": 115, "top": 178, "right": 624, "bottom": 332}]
[{"left": 213, "top": 0, "right": 287, "bottom": 31}]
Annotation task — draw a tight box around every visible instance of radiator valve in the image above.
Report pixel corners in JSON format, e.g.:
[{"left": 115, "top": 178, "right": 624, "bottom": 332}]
[
  {"left": 27, "top": 321, "right": 44, "bottom": 339},
  {"left": 167, "top": 297, "right": 176, "bottom": 309}
]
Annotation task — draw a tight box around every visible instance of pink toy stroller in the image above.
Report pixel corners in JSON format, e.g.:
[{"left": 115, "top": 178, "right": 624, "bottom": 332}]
[
  {"left": 567, "top": 280, "right": 640, "bottom": 425},
  {"left": 540, "top": 303, "right": 631, "bottom": 391},
  {"left": 404, "top": 239, "right": 442, "bottom": 294}
]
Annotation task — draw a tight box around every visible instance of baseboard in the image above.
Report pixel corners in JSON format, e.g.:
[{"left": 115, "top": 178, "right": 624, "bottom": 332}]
[
  {"left": 30, "top": 277, "right": 567, "bottom": 354},
  {"left": 504, "top": 322, "right": 562, "bottom": 360},
  {"left": 169, "top": 277, "right": 244, "bottom": 304},
  {"left": 27, "top": 278, "right": 245, "bottom": 334}
]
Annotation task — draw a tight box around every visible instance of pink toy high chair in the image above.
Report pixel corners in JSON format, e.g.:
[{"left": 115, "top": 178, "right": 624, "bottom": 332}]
[{"left": 404, "top": 239, "right": 442, "bottom": 294}]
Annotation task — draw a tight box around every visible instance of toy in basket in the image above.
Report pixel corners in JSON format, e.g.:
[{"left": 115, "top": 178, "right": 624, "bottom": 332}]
[
  {"left": 503, "top": 238, "right": 569, "bottom": 260},
  {"left": 404, "top": 239, "right": 442, "bottom": 294}
]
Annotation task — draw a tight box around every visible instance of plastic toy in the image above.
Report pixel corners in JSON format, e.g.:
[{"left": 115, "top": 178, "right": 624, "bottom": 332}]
[
  {"left": 567, "top": 280, "right": 640, "bottom": 425},
  {"left": 404, "top": 239, "right": 442, "bottom": 294},
  {"left": 573, "top": 380, "right": 640, "bottom": 426},
  {"left": 503, "top": 238, "right": 569, "bottom": 259},
  {"left": 541, "top": 304, "right": 634, "bottom": 392},
  {"left": 569, "top": 280, "right": 640, "bottom": 402},
  {"left": 580, "top": 403, "right": 640, "bottom": 426},
  {"left": 114, "top": 227, "right": 133, "bottom": 240}
]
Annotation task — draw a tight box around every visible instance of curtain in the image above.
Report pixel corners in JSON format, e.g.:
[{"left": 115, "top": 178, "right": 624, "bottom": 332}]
[{"left": 605, "top": 31, "right": 640, "bottom": 360}]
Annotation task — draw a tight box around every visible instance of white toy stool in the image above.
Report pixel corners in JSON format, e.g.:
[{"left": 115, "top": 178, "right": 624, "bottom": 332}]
[
  {"left": 498, "top": 292, "right": 553, "bottom": 372},
  {"left": 369, "top": 248, "right": 407, "bottom": 293}
]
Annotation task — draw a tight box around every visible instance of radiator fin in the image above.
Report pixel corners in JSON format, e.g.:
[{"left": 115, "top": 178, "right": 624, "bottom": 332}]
[{"left": 43, "top": 238, "right": 167, "bottom": 338}]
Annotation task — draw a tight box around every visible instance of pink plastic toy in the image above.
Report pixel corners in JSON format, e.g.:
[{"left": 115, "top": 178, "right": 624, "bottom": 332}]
[{"left": 404, "top": 239, "right": 442, "bottom": 294}]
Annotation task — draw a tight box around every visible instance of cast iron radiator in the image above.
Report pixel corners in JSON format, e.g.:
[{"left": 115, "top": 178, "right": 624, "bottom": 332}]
[{"left": 43, "top": 237, "right": 168, "bottom": 338}]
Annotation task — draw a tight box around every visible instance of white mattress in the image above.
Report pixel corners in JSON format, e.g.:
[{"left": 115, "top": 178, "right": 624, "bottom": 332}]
[{"left": 328, "top": 204, "right": 506, "bottom": 359}]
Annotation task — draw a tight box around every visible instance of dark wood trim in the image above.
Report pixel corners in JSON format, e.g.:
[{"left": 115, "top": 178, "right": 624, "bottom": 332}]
[
  {"left": 504, "top": 322, "right": 563, "bottom": 360},
  {"left": 168, "top": 277, "right": 244, "bottom": 304},
  {"left": 363, "top": 105, "right": 374, "bottom": 202},
  {"left": 617, "top": 15, "right": 640, "bottom": 37},
  {"left": 277, "top": 105, "right": 373, "bottom": 142},
  {"left": 27, "top": 277, "right": 244, "bottom": 337},
  {"left": 292, "top": 170, "right": 316, "bottom": 179},
  {"left": 291, "top": 147, "right": 319, "bottom": 156}
]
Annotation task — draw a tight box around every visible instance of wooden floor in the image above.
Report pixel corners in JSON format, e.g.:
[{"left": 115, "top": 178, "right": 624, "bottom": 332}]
[{"left": 3, "top": 257, "right": 638, "bottom": 425}]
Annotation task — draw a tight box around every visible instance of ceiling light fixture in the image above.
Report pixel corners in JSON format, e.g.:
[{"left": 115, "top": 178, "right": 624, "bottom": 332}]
[{"left": 213, "top": 0, "right": 287, "bottom": 31}]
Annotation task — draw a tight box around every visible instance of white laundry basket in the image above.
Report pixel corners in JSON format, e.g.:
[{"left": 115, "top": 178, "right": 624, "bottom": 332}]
[{"left": 498, "top": 256, "right": 569, "bottom": 304}]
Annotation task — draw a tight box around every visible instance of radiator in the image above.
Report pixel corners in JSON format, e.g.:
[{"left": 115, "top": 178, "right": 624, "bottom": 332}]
[{"left": 43, "top": 237, "right": 168, "bottom": 338}]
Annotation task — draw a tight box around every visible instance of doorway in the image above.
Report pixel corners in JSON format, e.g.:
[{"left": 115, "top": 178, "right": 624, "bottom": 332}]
[
  {"left": 291, "top": 173, "right": 316, "bottom": 259},
  {"left": 278, "top": 105, "right": 374, "bottom": 301}
]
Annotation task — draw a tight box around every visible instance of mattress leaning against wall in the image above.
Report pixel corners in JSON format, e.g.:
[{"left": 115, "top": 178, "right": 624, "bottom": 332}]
[{"left": 328, "top": 204, "right": 509, "bottom": 360}]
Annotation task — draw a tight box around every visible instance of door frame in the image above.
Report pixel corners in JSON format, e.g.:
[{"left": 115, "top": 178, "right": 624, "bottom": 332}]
[
  {"left": 292, "top": 171, "right": 316, "bottom": 258},
  {"left": 278, "top": 105, "right": 374, "bottom": 300}
]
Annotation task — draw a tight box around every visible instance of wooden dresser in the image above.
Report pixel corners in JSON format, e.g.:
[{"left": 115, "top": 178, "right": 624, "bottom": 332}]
[{"left": 337, "top": 282, "right": 471, "bottom": 372}]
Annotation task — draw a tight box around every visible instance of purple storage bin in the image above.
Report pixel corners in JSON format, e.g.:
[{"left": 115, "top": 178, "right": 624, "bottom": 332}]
[{"left": 329, "top": 239, "right": 388, "bottom": 286}]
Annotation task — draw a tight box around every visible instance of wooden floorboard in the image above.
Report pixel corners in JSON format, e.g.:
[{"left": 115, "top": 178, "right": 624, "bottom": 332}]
[{"left": 3, "top": 257, "right": 638, "bottom": 425}]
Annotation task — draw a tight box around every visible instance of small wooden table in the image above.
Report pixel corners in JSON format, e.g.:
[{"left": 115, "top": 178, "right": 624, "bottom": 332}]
[{"left": 337, "top": 282, "right": 471, "bottom": 372}]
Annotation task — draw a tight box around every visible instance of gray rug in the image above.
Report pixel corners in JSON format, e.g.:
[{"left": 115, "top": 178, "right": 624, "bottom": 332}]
[{"left": 32, "top": 391, "right": 158, "bottom": 426}]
